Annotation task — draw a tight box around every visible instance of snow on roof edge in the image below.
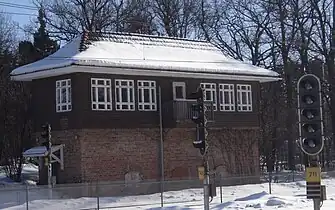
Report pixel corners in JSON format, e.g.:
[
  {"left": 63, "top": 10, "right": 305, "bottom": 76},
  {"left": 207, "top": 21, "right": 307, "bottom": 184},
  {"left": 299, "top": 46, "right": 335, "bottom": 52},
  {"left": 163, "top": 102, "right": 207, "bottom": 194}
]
[{"left": 11, "top": 65, "right": 282, "bottom": 83}]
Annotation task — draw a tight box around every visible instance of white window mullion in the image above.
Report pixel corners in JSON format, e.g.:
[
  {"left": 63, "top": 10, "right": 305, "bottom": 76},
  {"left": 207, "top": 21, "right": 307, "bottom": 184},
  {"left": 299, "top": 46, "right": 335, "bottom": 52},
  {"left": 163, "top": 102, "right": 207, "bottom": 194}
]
[
  {"left": 237, "top": 84, "right": 252, "bottom": 112},
  {"left": 138, "top": 80, "right": 157, "bottom": 111},
  {"left": 219, "top": 84, "right": 235, "bottom": 112},
  {"left": 115, "top": 79, "right": 135, "bottom": 111},
  {"left": 91, "top": 78, "right": 112, "bottom": 111},
  {"left": 200, "top": 82, "right": 217, "bottom": 111},
  {"left": 56, "top": 79, "right": 72, "bottom": 113}
]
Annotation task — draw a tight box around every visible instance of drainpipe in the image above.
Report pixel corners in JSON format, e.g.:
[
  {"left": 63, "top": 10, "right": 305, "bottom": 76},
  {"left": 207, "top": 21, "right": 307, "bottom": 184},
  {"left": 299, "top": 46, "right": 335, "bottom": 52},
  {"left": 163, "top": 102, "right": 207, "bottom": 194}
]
[{"left": 158, "top": 85, "right": 165, "bottom": 207}]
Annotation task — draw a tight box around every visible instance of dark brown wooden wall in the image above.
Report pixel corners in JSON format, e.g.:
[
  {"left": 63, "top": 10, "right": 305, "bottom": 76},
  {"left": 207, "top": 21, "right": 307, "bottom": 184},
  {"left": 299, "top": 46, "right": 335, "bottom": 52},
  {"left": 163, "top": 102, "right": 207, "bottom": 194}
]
[{"left": 32, "top": 72, "right": 260, "bottom": 132}]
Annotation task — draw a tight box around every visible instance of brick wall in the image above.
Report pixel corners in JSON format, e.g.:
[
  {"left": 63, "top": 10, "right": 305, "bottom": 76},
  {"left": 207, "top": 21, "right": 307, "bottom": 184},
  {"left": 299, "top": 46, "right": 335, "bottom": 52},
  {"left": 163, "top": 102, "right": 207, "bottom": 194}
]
[{"left": 38, "top": 127, "right": 260, "bottom": 185}]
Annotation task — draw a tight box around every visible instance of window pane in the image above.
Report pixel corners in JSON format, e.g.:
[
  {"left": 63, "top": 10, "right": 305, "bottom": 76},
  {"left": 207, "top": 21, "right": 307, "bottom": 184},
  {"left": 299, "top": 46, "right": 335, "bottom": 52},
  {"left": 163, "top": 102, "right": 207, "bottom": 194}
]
[
  {"left": 144, "top": 89, "right": 150, "bottom": 102},
  {"left": 61, "top": 88, "right": 67, "bottom": 103},
  {"left": 107, "top": 88, "right": 111, "bottom": 102},
  {"left": 205, "top": 91, "right": 211, "bottom": 100},
  {"left": 242, "top": 92, "right": 247, "bottom": 104},
  {"left": 130, "top": 88, "right": 134, "bottom": 102},
  {"left": 175, "top": 86, "right": 184, "bottom": 99},
  {"left": 92, "top": 87, "right": 96, "bottom": 102},
  {"left": 224, "top": 92, "right": 229, "bottom": 103},
  {"left": 98, "top": 80, "right": 104, "bottom": 85},
  {"left": 98, "top": 87, "right": 105, "bottom": 102},
  {"left": 138, "top": 89, "right": 143, "bottom": 102},
  {"left": 68, "top": 87, "right": 71, "bottom": 103},
  {"left": 56, "top": 89, "right": 60, "bottom": 104},
  {"left": 116, "top": 89, "right": 120, "bottom": 102},
  {"left": 121, "top": 88, "right": 128, "bottom": 102},
  {"left": 151, "top": 89, "right": 156, "bottom": 102}
]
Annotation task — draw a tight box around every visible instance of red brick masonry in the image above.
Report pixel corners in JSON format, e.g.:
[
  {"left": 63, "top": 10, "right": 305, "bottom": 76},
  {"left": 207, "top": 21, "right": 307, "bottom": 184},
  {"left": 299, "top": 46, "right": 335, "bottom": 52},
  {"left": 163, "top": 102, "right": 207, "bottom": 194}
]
[{"left": 38, "top": 128, "right": 260, "bottom": 184}]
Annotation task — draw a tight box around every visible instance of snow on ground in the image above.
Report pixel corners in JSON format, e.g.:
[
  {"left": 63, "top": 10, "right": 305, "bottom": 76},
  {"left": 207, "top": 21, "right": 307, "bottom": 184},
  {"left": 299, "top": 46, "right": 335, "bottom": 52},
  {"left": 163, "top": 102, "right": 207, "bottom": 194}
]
[{"left": 1, "top": 164, "right": 335, "bottom": 209}]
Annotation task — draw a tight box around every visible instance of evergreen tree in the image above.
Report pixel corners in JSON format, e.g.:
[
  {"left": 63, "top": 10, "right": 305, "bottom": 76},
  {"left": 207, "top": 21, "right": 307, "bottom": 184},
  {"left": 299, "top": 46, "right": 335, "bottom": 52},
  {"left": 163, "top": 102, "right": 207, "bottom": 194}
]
[
  {"left": 18, "top": 7, "right": 59, "bottom": 65},
  {"left": 33, "top": 7, "right": 59, "bottom": 59}
]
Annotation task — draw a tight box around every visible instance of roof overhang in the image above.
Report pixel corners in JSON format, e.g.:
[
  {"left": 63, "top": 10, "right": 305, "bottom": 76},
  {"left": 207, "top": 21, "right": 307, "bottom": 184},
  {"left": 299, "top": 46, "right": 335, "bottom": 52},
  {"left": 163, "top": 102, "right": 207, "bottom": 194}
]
[{"left": 11, "top": 65, "right": 281, "bottom": 83}]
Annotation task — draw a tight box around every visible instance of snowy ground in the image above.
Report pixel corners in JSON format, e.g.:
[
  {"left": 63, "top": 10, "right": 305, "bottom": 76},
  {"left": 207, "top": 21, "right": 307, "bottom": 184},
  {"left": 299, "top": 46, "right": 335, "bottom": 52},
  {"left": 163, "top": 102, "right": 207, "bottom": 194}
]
[{"left": 1, "top": 165, "right": 335, "bottom": 209}]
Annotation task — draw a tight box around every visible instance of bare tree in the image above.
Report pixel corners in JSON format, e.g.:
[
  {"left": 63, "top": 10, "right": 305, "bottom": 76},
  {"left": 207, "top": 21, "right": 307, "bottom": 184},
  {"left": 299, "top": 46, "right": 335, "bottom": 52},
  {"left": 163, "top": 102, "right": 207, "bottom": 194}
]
[
  {"left": 42, "top": 0, "right": 154, "bottom": 40},
  {"left": 151, "top": 0, "right": 200, "bottom": 38}
]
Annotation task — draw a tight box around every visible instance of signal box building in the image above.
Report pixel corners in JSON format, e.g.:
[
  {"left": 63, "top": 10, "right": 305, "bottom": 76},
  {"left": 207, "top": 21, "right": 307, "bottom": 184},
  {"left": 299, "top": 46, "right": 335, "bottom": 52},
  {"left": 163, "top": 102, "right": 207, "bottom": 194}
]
[{"left": 11, "top": 32, "right": 280, "bottom": 185}]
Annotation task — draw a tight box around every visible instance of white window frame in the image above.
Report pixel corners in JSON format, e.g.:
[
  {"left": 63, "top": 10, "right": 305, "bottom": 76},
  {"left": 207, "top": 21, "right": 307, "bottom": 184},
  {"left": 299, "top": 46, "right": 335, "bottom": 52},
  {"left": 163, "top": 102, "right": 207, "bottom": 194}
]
[
  {"left": 56, "top": 79, "right": 72, "bottom": 112},
  {"left": 219, "top": 84, "right": 235, "bottom": 112},
  {"left": 237, "top": 84, "right": 253, "bottom": 112},
  {"left": 91, "top": 78, "right": 112, "bottom": 111},
  {"left": 200, "top": 83, "right": 217, "bottom": 111},
  {"left": 138, "top": 80, "right": 157, "bottom": 111},
  {"left": 172, "top": 82, "right": 186, "bottom": 100},
  {"left": 115, "top": 79, "right": 135, "bottom": 111}
]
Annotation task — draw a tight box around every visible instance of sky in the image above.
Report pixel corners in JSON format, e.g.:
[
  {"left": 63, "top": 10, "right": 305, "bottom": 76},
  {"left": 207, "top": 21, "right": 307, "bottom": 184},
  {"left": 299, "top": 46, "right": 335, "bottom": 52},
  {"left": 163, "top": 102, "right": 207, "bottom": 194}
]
[{"left": 0, "top": 0, "right": 38, "bottom": 39}]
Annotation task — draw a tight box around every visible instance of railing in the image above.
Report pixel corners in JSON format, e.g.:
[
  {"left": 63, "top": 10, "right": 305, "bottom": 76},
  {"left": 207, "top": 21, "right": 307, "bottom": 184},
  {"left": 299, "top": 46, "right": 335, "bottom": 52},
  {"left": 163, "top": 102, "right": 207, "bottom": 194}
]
[
  {"left": 2, "top": 170, "right": 332, "bottom": 210},
  {"left": 166, "top": 99, "right": 215, "bottom": 122}
]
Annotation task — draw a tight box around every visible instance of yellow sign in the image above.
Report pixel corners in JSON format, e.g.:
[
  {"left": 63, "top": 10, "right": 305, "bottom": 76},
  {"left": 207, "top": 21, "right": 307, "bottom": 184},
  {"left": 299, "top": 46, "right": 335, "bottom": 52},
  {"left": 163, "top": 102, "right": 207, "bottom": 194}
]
[
  {"left": 306, "top": 167, "right": 321, "bottom": 182},
  {"left": 198, "top": 166, "right": 205, "bottom": 181}
]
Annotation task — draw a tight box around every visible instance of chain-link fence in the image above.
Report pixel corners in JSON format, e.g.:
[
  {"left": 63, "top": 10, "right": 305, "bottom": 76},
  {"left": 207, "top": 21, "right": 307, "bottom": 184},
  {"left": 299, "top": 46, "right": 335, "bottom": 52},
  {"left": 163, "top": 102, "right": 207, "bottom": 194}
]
[{"left": 2, "top": 170, "right": 333, "bottom": 210}]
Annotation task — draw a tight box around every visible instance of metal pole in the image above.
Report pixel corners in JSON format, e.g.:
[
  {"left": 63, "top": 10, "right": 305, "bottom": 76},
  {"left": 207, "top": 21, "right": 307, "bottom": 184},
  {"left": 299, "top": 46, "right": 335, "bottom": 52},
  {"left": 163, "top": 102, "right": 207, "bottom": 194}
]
[
  {"left": 269, "top": 171, "right": 272, "bottom": 194},
  {"left": 204, "top": 157, "right": 209, "bottom": 210},
  {"left": 310, "top": 155, "right": 321, "bottom": 210},
  {"left": 158, "top": 86, "right": 165, "bottom": 207},
  {"left": 97, "top": 182, "right": 100, "bottom": 210},
  {"left": 25, "top": 184, "right": 29, "bottom": 210},
  {"left": 220, "top": 184, "right": 223, "bottom": 203}
]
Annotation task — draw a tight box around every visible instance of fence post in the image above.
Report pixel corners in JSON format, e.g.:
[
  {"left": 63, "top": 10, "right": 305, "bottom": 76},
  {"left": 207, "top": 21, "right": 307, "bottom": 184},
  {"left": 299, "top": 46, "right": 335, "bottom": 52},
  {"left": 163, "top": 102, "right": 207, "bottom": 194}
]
[
  {"left": 219, "top": 175, "right": 222, "bottom": 203},
  {"left": 96, "top": 182, "right": 100, "bottom": 210},
  {"left": 25, "top": 184, "right": 29, "bottom": 210},
  {"left": 268, "top": 171, "right": 272, "bottom": 194}
]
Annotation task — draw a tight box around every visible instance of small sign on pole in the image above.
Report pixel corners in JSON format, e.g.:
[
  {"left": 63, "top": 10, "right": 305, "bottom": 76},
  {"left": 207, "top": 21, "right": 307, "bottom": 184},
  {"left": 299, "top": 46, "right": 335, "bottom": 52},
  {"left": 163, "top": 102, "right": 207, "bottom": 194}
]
[
  {"left": 198, "top": 166, "right": 205, "bottom": 181},
  {"left": 306, "top": 167, "right": 321, "bottom": 199}
]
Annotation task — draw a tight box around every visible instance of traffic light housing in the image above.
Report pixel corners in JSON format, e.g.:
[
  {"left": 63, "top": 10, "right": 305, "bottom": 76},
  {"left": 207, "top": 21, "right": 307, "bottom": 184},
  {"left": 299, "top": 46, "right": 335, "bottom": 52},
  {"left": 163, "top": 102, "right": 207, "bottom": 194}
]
[
  {"left": 297, "top": 74, "right": 324, "bottom": 156},
  {"left": 190, "top": 87, "right": 208, "bottom": 154}
]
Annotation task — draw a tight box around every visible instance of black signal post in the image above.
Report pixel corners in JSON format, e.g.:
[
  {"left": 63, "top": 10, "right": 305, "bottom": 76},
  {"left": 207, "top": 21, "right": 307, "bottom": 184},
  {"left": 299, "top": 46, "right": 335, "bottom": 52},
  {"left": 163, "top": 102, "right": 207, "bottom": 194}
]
[
  {"left": 297, "top": 74, "right": 325, "bottom": 210},
  {"left": 190, "top": 87, "right": 208, "bottom": 155},
  {"left": 189, "top": 87, "right": 210, "bottom": 210},
  {"left": 41, "top": 122, "right": 53, "bottom": 198}
]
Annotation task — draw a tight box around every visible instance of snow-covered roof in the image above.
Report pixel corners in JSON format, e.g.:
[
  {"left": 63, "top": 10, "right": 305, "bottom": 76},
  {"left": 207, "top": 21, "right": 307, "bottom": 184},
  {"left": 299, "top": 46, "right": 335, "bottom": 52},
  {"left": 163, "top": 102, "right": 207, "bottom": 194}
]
[
  {"left": 22, "top": 146, "right": 48, "bottom": 157},
  {"left": 10, "top": 32, "right": 280, "bottom": 82}
]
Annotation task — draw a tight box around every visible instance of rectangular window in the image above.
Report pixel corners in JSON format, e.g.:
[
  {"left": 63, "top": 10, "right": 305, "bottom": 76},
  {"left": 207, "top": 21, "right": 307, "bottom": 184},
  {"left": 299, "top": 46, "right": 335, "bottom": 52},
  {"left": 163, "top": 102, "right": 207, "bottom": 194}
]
[
  {"left": 115, "top": 79, "right": 135, "bottom": 111},
  {"left": 219, "top": 84, "right": 235, "bottom": 111},
  {"left": 237, "top": 84, "right": 252, "bottom": 112},
  {"left": 200, "top": 83, "right": 217, "bottom": 111},
  {"left": 173, "top": 82, "right": 186, "bottom": 100},
  {"left": 138, "top": 80, "right": 157, "bottom": 111},
  {"left": 56, "top": 79, "right": 72, "bottom": 112},
  {"left": 91, "top": 78, "right": 112, "bottom": 110}
]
